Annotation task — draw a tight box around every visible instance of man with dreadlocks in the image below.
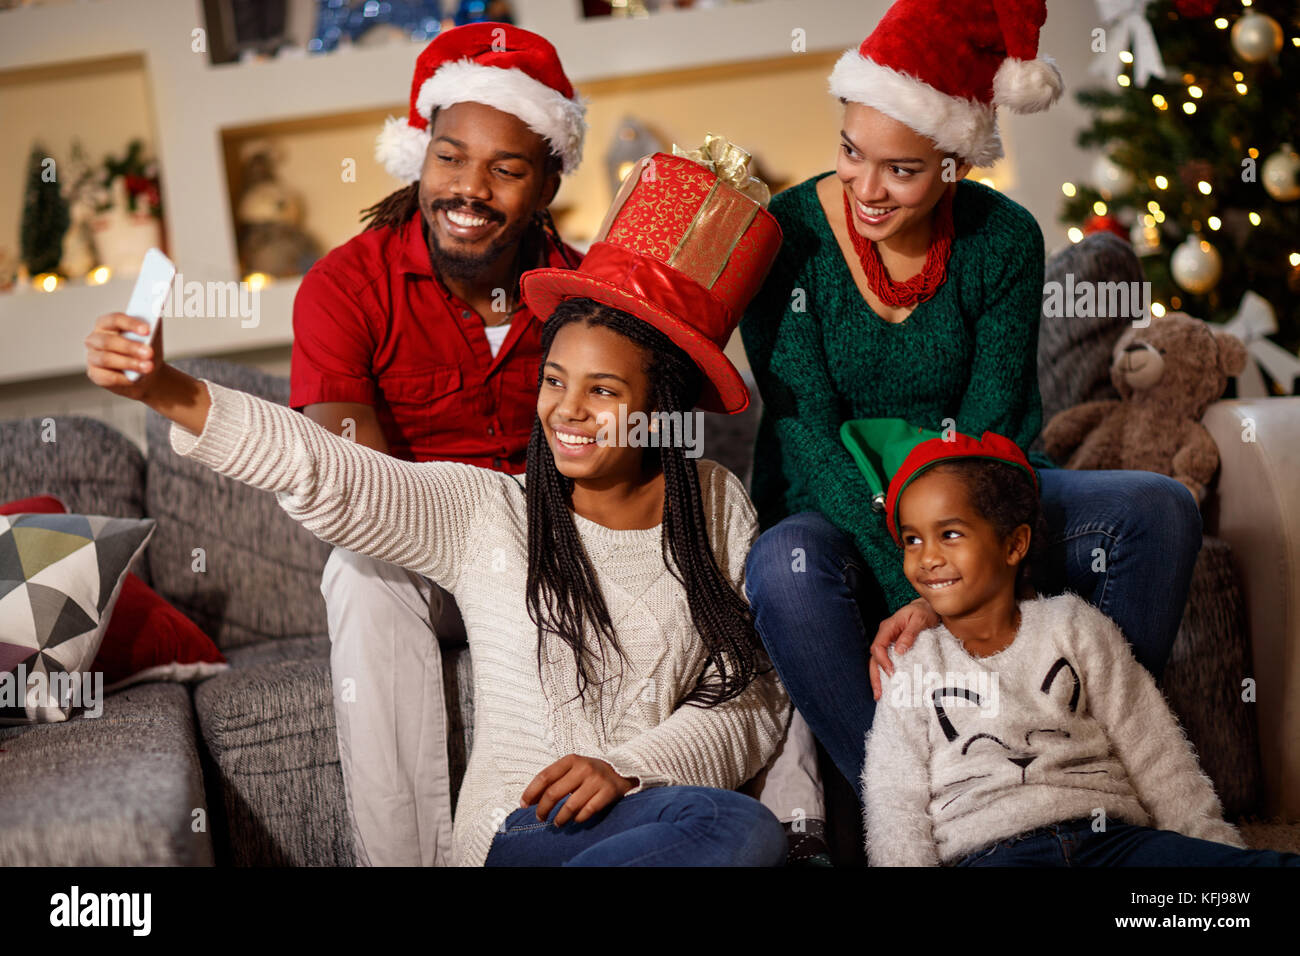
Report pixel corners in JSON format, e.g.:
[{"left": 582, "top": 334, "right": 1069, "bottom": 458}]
[{"left": 287, "top": 23, "right": 586, "bottom": 866}]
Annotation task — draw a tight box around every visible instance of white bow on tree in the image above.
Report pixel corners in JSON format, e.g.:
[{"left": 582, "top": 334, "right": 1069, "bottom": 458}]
[
  {"left": 1093, "top": 0, "right": 1168, "bottom": 88},
  {"left": 1221, "top": 291, "right": 1300, "bottom": 397}
]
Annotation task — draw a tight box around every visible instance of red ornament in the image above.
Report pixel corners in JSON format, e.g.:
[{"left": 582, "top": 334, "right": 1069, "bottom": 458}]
[
  {"left": 1174, "top": 0, "right": 1218, "bottom": 17},
  {"left": 1083, "top": 213, "right": 1128, "bottom": 240}
]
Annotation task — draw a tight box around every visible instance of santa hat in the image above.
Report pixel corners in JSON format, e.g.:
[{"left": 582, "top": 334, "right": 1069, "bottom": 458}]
[
  {"left": 376, "top": 22, "right": 587, "bottom": 183},
  {"left": 828, "top": 0, "right": 1064, "bottom": 167}
]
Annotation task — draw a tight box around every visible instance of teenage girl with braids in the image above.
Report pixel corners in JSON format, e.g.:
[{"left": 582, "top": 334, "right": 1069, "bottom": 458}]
[{"left": 84, "top": 150, "right": 792, "bottom": 867}]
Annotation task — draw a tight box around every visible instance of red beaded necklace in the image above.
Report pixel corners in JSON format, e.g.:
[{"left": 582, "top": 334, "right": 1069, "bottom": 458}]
[{"left": 842, "top": 187, "right": 955, "bottom": 308}]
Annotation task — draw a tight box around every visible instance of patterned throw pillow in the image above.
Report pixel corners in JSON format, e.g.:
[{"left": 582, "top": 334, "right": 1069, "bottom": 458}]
[{"left": 0, "top": 512, "right": 154, "bottom": 723}]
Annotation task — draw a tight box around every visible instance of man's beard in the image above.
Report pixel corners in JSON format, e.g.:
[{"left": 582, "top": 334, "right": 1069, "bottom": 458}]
[{"left": 424, "top": 200, "right": 532, "bottom": 281}]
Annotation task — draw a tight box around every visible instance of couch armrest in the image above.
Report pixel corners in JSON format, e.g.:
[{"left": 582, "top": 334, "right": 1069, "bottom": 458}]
[{"left": 1202, "top": 397, "right": 1300, "bottom": 820}]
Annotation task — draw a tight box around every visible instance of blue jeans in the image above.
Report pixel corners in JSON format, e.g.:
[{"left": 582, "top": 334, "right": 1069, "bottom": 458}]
[
  {"left": 483, "top": 786, "right": 788, "bottom": 866},
  {"left": 744, "top": 469, "right": 1202, "bottom": 794},
  {"left": 955, "top": 818, "right": 1300, "bottom": 866}
]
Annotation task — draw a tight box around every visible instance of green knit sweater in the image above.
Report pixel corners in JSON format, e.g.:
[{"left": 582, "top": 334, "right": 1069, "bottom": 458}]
[{"left": 740, "top": 174, "right": 1054, "bottom": 614}]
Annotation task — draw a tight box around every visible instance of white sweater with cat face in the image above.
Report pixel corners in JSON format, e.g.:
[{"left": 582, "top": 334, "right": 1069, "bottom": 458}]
[
  {"left": 863, "top": 593, "right": 1245, "bottom": 866},
  {"left": 169, "top": 380, "right": 789, "bottom": 867}
]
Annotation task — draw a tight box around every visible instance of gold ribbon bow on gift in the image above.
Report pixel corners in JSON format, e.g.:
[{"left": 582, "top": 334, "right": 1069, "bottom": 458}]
[{"left": 672, "top": 134, "right": 771, "bottom": 208}]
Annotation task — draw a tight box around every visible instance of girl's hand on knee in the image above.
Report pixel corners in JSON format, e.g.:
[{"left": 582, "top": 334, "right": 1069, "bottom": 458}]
[
  {"left": 520, "top": 754, "right": 638, "bottom": 826},
  {"left": 869, "top": 597, "right": 940, "bottom": 700}
]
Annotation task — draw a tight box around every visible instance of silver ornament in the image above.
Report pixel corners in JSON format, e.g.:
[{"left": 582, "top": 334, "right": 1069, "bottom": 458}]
[
  {"left": 1262, "top": 146, "right": 1300, "bottom": 202},
  {"left": 1170, "top": 235, "right": 1222, "bottom": 294},
  {"left": 1232, "top": 12, "right": 1284, "bottom": 64}
]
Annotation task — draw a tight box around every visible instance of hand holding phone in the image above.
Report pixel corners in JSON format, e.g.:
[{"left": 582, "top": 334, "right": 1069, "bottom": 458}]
[{"left": 121, "top": 248, "right": 175, "bottom": 382}]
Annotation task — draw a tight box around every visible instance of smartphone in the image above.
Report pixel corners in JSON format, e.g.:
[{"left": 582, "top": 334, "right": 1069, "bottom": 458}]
[{"left": 122, "top": 247, "right": 176, "bottom": 382}]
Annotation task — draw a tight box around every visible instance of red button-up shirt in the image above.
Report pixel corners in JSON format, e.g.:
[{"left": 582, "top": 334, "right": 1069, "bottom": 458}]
[{"left": 290, "top": 210, "right": 581, "bottom": 472}]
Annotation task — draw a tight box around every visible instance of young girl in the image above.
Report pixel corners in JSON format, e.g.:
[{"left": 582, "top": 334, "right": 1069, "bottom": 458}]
[
  {"left": 863, "top": 430, "right": 1299, "bottom": 867},
  {"left": 83, "top": 152, "right": 792, "bottom": 867}
]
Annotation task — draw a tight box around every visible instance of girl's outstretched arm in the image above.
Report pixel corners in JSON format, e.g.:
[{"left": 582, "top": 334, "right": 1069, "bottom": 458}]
[{"left": 86, "top": 312, "right": 499, "bottom": 590}]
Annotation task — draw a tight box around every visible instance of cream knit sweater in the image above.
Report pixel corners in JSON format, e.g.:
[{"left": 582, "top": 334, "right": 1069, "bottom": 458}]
[
  {"left": 170, "top": 380, "right": 790, "bottom": 867},
  {"left": 863, "top": 592, "right": 1245, "bottom": 866}
]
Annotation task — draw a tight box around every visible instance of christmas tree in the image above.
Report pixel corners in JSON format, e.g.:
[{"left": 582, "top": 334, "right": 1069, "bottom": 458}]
[
  {"left": 1061, "top": 0, "right": 1300, "bottom": 370},
  {"left": 20, "top": 142, "right": 70, "bottom": 277}
]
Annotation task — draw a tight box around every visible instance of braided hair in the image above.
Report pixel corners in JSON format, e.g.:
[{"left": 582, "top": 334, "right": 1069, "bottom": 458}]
[{"left": 526, "top": 297, "right": 766, "bottom": 710}]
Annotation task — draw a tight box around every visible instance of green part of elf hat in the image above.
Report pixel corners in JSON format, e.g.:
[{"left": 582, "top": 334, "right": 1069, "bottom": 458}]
[
  {"left": 840, "top": 419, "right": 1037, "bottom": 545},
  {"left": 839, "top": 418, "right": 943, "bottom": 513}
]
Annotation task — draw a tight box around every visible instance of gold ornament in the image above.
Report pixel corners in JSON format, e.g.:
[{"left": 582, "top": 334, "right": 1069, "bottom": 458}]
[
  {"left": 1170, "top": 235, "right": 1222, "bottom": 295},
  {"left": 1262, "top": 145, "right": 1300, "bottom": 202}
]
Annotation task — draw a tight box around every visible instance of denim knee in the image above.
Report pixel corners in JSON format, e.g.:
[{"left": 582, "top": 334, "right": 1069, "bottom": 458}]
[
  {"left": 1124, "top": 471, "right": 1203, "bottom": 554},
  {"left": 715, "top": 792, "right": 788, "bottom": 867},
  {"left": 744, "top": 512, "right": 847, "bottom": 600}
]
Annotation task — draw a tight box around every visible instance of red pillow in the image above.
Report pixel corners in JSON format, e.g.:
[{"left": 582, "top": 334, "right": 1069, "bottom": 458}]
[{"left": 1, "top": 494, "right": 227, "bottom": 690}]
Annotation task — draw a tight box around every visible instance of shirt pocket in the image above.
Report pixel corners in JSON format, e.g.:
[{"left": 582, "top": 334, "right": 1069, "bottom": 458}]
[
  {"left": 379, "top": 366, "right": 464, "bottom": 441},
  {"left": 499, "top": 361, "right": 540, "bottom": 438}
]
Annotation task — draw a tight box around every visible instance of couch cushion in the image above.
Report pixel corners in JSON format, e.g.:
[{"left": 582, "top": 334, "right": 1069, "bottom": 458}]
[
  {"left": 0, "top": 416, "right": 150, "bottom": 587},
  {"left": 0, "top": 680, "right": 213, "bottom": 865},
  {"left": 193, "top": 634, "right": 475, "bottom": 865},
  {"left": 145, "top": 358, "right": 333, "bottom": 650}
]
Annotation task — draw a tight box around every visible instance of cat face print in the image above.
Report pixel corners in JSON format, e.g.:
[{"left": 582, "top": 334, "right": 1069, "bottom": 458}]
[{"left": 929, "top": 658, "right": 1120, "bottom": 814}]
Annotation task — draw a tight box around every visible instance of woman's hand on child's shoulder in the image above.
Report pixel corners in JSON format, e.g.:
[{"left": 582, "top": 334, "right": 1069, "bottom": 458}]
[
  {"left": 520, "top": 754, "right": 638, "bottom": 826},
  {"left": 869, "top": 597, "right": 941, "bottom": 701}
]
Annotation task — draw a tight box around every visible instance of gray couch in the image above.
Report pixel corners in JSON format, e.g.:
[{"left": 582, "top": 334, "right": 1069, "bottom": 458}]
[{"left": 0, "top": 342, "right": 1271, "bottom": 864}]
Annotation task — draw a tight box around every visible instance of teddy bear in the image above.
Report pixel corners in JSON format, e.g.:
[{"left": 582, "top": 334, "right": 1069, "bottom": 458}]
[{"left": 1041, "top": 312, "right": 1247, "bottom": 504}]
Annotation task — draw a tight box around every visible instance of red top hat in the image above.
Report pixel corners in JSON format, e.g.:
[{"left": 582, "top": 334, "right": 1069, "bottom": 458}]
[
  {"left": 885, "top": 430, "right": 1038, "bottom": 543},
  {"left": 520, "top": 149, "right": 782, "bottom": 414}
]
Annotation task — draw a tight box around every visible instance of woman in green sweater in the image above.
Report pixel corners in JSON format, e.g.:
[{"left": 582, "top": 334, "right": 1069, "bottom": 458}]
[{"left": 740, "top": 0, "right": 1203, "bottom": 797}]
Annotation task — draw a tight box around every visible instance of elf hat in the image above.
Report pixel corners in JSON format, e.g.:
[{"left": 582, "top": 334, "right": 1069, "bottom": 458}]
[
  {"left": 884, "top": 428, "right": 1038, "bottom": 543},
  {"left": 520, "top": 143, "right": 782, "bottom": 414},
  {"left": 828, "top": 0, "right": 1064, "bottom": 167},
  {"left": 375, "top": 22, "right": 587, "bottom": 183}
]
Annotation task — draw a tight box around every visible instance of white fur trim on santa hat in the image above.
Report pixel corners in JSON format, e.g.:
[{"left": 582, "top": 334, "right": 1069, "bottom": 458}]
[
  {"left": 375, "top": 115, "right": 433, "bottom": 184},
  {"left": 417, "top": 58, "right": 586, "bottom": 174},
  {"left": 828, "top": 50, "right": 1002, "bottom": 167},
  {"left": 993, "top": 56, "right": 1063, "bottom": 114}
]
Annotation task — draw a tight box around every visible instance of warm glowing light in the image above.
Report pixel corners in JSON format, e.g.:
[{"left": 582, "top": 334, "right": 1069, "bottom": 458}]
[
  {"left": 1241, "top": 0, "right": 1252, "bottom": 7},
  {"left": 1117, "top": 74, "right": 1131, "bottom": 87},
  {"left": 1249, "top": 211, "right": 1261, "bottom": 225},
  {"left": 979, "top": 177, "right": 996, "bottom": 188},
  {"left": 1093, "top": 201, "right": 1108, "bottom": 215},
  {"left": 1151, "top": 302, "right": 1166, "bottom": 318},
  {"left": 1183, "top": 102, "right": 1197, "bottom": 115},
  {"left": 1198, "top": 181, "right": 1213, "bottom": 195},
  {"left": 1248, "top": 147, "right": 1259, "bottom": 158},
  {"left": 1067, "top": 227, "right": 1084, "bottom": 243},
  {"left": 1061, "top": 182, "right": 1077, "bottom": 197},
  {"left": 1237, "top": 83, "right": 1248, "bottom": 94},
  {"left": 1151, "top": 94, "right": 1168, "bottom": 110},
  {"left": 1208, "top": 217, "right": 1222, "bottom": 230},
  {"left": 1215, "top": 17, "right": 1229, "bottom": 28},
  {"left": 1154, "top": 211, "right": 1166, "bottom": 223},
  {"left": 1154, "top": 175, "right": 1169, "bottom": 190},
  {"left": 1148, "top": 200, "right": 1162, "bottom": 213},
  {"left": 1233, "top": 71, "right": 1244, "bottom": 81},
  {"left": 243, "top": 272, "right": 272, "bottom": 291},
  {"left": 1290, "top": 252, "right": 1300, "bottom": 267},
  {"left": 1119, "top": 51, "right": 1134, "bottom": 64},
  {"left": 35, "top": 272, "right": 61, "bottom": 292},
  {"left": 87, "top": 266, "right": 111, "bottom": 285},
  {"left": 1189, "top": 85, "right": 1203, "bottom": 98},
  {"left": 1293, "top": 37, "right": 1300, "bottom": 47},
  {"left": 1143, "top": 214, "right": 1156, "bottom": 227}
]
